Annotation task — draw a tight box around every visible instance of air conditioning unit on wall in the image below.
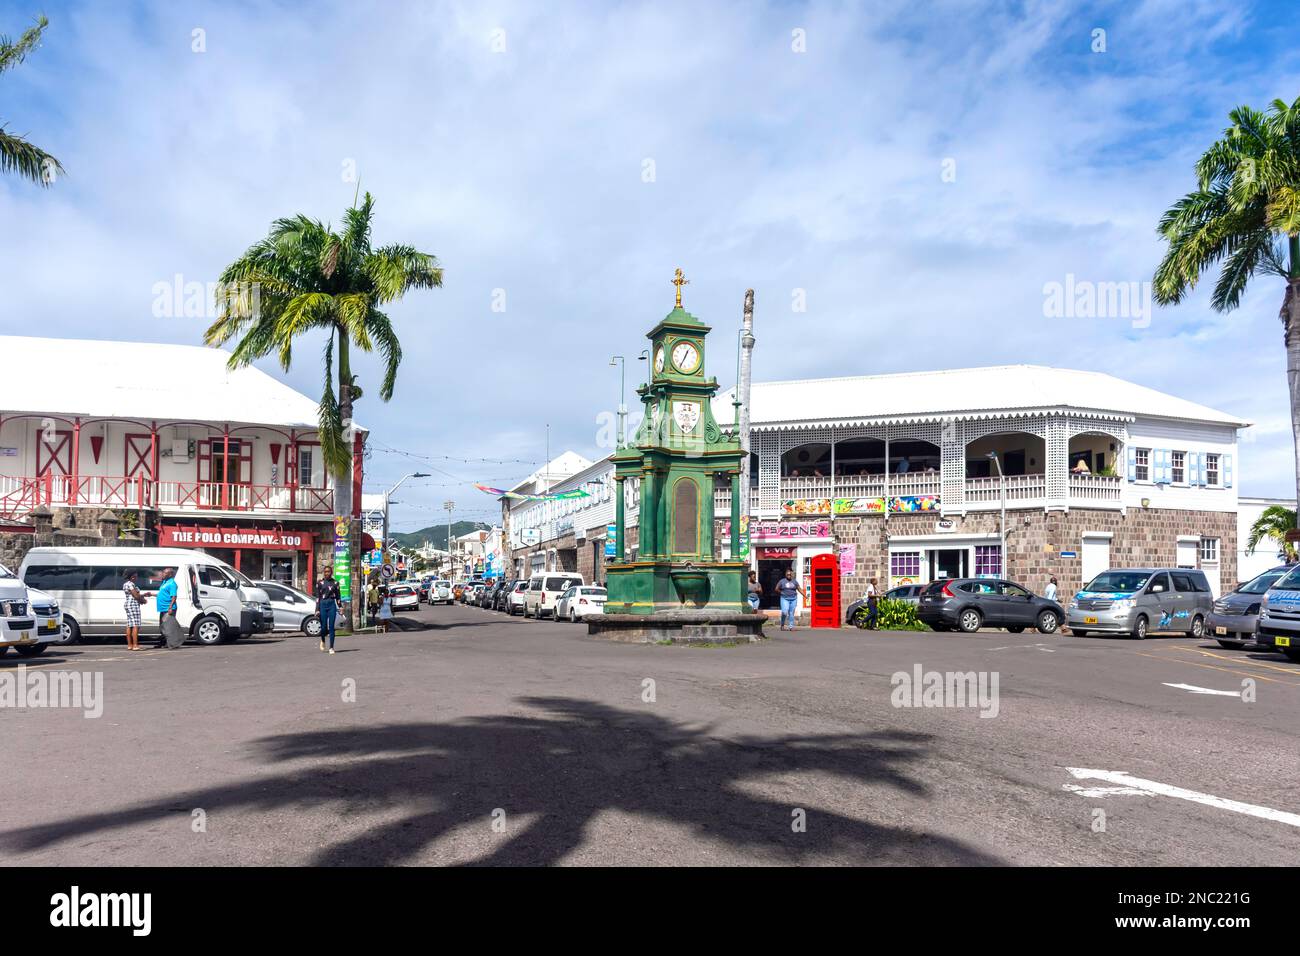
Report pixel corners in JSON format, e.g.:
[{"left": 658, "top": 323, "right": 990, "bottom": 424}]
[{"left": 171, "top": 439, "right": 192, "bottom": 463}]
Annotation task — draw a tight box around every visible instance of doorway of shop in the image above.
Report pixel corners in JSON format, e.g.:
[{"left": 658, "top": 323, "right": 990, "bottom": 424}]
[
  {"left": 758, "top": 558, "right": 794, "bottom": 609},
  {"left": 927, "top": 548, "right": 967, "bottom": 580}
]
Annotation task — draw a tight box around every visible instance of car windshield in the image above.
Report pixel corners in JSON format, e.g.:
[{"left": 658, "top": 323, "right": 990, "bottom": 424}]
[
  {"left": 1269, "top": 565, "right": 1300, "bottom": 590},
  {"left": 1083, "top": 571, "right": 1151, "bottom": 593},
  {"left": 1238, "top": 568, "right": 1289, "bottom": 594}
]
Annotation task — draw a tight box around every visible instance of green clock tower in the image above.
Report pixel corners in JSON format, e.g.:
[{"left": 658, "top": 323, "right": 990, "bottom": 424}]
[{"left": 597, "top": 270, "right": 758, "bottom": 639}]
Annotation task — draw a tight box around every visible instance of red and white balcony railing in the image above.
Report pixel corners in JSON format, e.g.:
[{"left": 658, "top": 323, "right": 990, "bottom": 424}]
[{"left": 0, "top": 474, "right": 334, "bottom": 519}]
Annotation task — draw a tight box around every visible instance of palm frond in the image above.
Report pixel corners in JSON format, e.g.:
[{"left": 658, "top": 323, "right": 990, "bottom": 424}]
[
  {"left": 0, "top": 15, "right": 48, "bottom": 74},
  {"left": 0, "top": 129, "right": 62, "bottom": 185}
]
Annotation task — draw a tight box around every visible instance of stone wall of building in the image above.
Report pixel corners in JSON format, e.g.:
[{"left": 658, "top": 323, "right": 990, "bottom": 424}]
[
  {"left": 834, "top": 506, "right": 1237, "bottom": 599},
  {"left": 0, "top": 506, "right": 149, "bottom": 573}
]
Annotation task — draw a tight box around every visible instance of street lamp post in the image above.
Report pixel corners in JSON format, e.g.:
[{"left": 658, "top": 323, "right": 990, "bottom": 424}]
[
  {"left": 987, "top": 452, "right": 1006, "bottom": 578},
  {"left": 381, "top": 472, "right": 430, "bottom": 569},
  {"left": 610, "top": 355, "right": 627, "bottom": 448},
  {"left": 444, "top": 499, "right": 455, "bottom": 579}
]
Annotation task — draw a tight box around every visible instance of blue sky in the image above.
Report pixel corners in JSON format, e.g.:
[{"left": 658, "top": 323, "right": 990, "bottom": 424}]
[{"left": 3, "top": 0, "right": 1299, "bottom": 531}]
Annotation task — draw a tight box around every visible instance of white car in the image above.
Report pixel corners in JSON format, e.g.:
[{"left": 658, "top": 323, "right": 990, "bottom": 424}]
[
  {"left": 555, "top": 586, "right": 607, "bottom": 622},
  {"left": 388, "top": 584, "right": 419, "bottom": 611},
  {"left": 252, "top": 580, "right": 323, "bottom": 637},
  {"left": 506, "top": 581, "right": 529, "bottom": 615},
  {"left": 0, "top": 563, "right": 62, "bottom": 658},
  {"left": 523, "top": 572, "right": 584, "bottom": 619},
  {"left": 430, "top": 579, "right": 453, "bottom": 605}
]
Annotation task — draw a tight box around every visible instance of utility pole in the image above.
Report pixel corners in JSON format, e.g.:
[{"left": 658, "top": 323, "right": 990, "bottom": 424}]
[
  {"left": 444, "top": 499, "right": 455, "bottom": 579},
  {"left": 610, "top": 356, "right": 627, "bottom": 448},
  {"left": 987, "top": 452, "right": 1006, "bottom": 578},
  {"left": 738, "top": 289, "right": 756, "bottom": 500}
]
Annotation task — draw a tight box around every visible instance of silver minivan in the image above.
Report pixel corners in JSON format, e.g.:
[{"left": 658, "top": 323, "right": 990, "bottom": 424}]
[{"left": 1066, "top": 567, "right": 1214, "bottom": 640}]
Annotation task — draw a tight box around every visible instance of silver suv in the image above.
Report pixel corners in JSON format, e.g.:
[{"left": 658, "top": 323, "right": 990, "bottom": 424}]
[
  {"left": 1207, "top": 564, "right": 1293, "bottom": 650},
  {"left": 1066, "top": 568, "right": 1213, "bottom": 640},
  {"left": 1253, "top": 565, "right": 1300, "bottom": 662}
]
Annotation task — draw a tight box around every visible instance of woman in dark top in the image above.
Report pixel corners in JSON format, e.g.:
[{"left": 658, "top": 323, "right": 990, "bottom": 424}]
[{"left": 315, "top": 572, "right": 342, "bottom": 654}]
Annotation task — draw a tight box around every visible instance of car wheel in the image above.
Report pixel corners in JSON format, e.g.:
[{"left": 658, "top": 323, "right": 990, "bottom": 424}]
[
  {"left": 1132, "top": 615, "right": 1148, "bottom": 640},
  {"left": 1006, "top": 626, "right": 1025, "bottom": 633},
  {"left": 958, "top": 608, "right": 982, "bottom": 633},
  {"left": 303, "top": 616, "right": 322, "bottom": 638},
  {"left": 193, "top": 615, "right": 225, "bottom": 646},
  {"left": 1188, "top": 615, "right": 1205, "bottom": 639},
  {"left": 570, "top": 609, "right": 578, "bottom": 623},
  {"left": 1216, "top": 638, "right": 1245, "bottom": 650},
  {"left": 1036, "top": 610, "right": 1060, "bottom": 634},
  {"left": 13, "top": 643, "right": 47, "bottom": 657},
  {"left": 58, "top": 615, "right": 81, "bottom": 646}
]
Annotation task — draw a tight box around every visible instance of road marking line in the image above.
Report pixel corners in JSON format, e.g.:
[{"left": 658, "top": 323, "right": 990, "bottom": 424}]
[
  {"left": 1062, "top": 783, "right": 1154, "bottom": 798},
  {"left": 1175, "top": 645, "right": 1300, "bottom": 676},
  {"left": 1162, "top": 682, "right": 1241, "bottom": 697},
  {"left": 1133, "top": 651, "right": 1299, "bottom": 686},
  {"left": 990, "top": 642, "right": 1054, "bottom": 652},
  {"left": 1064, "top": 768, "right": 1300, "bottom": 828}
]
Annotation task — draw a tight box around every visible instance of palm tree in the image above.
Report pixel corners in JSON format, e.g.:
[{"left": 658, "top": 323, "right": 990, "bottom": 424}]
[
  {"left": 207, "top": 193, "right": 442, "bottom": 617},
  {"left": 1, "top": 15, "right": 64, "bottom": 185},
  {"left": 1246, "top": 504, "right": 1298, "bottom": 562},
  {"left": 1154, "top": 95, "right": 1300, "bottom": 521}
]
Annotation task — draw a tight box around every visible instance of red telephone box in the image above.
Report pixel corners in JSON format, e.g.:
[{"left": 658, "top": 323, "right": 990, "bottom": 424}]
[{"left": 809, "top": 553, "right": 841, "bottom": 628}]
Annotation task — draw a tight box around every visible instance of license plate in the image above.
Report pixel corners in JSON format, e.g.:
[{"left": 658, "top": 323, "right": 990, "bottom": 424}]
[
  {"left": 15, "top": 632, "right": 32, "bottom": 642},
  {"left": 1215, "top": 626, "right": 1227, "bottom": 635},
  {"left": 1083, "top": 616, "right": 1098, "bottom": 625},
  {"left": 1278, "top": 636, "right": 1292, "bottom": 648},
  {"left": 45, "top": 619, "right": 58, "bottom": 630}
]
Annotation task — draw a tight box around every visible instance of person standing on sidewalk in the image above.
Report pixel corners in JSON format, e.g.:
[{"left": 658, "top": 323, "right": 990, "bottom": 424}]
[
  {"left": 776, "top": 568, "right": 805, "bottom": 632},
  {"left": 316, "top": 571, "right": 341, "bottom": 654},
  {"left": 156, "top": 568, "right": 182, "bottom": 649},
  {"left": 122, "top": 570, "right": 145, "bottom": 651},
  {"left": 865, "top": 577, "right": 880, "bottom": 630},
  {"left": 747, "top": 570, "right": 762, "bottom": 611},
  {"left": 1044, "top": 576, "right": 1059, "bottom": 602}
]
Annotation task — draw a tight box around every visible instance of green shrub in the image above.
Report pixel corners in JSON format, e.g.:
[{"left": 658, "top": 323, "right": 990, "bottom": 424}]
[{"left": 852, "top": 597, "right": 929, "bottom": 631}]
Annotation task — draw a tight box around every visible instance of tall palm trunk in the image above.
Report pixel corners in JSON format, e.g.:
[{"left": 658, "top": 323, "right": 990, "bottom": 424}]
[{"left": 1287, "top": 236, "right": 1300, "bottom": 532}]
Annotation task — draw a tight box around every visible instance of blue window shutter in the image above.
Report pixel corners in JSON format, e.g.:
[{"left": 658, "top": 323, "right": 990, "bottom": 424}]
[
  {"left": 1224, "top": 453, "right": 1233, "bottom": 488},
  {"left": 1127, "top": 446, "right": 1137, "bottom": 481},
  {"left": 1158, "top": 449, "right": 1169, "bottom": 484},
  {"left": 1191, "top": 451, "right": 1203, "bottom": 486}
]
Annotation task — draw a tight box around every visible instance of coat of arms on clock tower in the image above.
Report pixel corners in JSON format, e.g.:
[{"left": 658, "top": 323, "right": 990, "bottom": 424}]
[{"left": 673, "top": 401, "right": 700, "bottom": 433}]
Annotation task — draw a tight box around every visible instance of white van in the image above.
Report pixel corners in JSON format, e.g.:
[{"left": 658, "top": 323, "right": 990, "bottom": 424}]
[
  {"left": 0, "top": 562, "right": 63, "bottom": 658},
  {"left": 523, "top": 572, "right": 584, "bottom": 619},
  {"left": 18, "top": 547, "right": 275, "bottom": 646}
]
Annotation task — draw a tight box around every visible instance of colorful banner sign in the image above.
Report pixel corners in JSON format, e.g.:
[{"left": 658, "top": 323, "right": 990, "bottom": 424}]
[
  {"left": 838, "top": 544, "right": 857, "bottom": 576},
  {"left": 782, "top": 498, "right": 832, "bottom": 515},
  {"left": 605, "top": 524, "right": 617, "bottom": 558},
  {"left": 475, "top": 483, "right": 591, "bottom": 502},
  {"left": 736, "top": 514, "right": 751, "bottom": 558},
  {"left": 832, "top": 495, "right": 941, "bottom": 515},
  {"left": 333, "top": 517, "right": 352, "bottom": 601},
  {"left": 721, "top": 519, "right": 831, "bottom": 540}
]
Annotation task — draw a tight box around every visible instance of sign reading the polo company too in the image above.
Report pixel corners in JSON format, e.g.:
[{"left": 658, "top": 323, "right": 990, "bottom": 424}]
[
  {"left": 159, "top": 526, "right": 313, "bottom": 549},
  {"left": 333, "top": 516, "right": 351, "bottom": 601}
]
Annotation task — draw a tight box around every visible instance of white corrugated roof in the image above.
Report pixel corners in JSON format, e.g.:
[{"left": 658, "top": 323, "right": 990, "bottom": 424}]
[
  {"left": 506, "top": 451, "right": 594, "bottom": 495},
  {"left": 715, "top": 365, "right": 1249, "bottom": 430},
  {"left": 0, "top": 335, "right": 341, "bottom": 429}
]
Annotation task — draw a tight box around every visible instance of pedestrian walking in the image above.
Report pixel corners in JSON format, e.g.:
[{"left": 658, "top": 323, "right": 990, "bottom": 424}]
[
  {"left": 156, "top": 568, "right": 183, "bottom": 649},
  {"left": 746, "top": 570, "right": 762, "bottom": 611},
  {"left": 122, "top": 570, "right": 146, "bottom": 651},
  {"left": 865, "top": 577, "right": 880, "bottom": 630},
  {"left": 1044, "top": 576, "right": 1059, "bottom": 602},
  {"left": 776, "top": 568, "right": 805, "bottom": 632},
  {"left": 366, "top": 578, "right": 381, "bottom": 626},
  {"left": 316, "top": 571, "right": 341, "bottom": 654},
  {"left": 377, "top": 586, "right": 394, "bottom": 633}
]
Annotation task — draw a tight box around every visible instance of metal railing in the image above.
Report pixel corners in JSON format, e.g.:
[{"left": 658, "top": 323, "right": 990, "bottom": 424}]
[{"left": 0, "top": 474, "right": 334, "bottom": 518}]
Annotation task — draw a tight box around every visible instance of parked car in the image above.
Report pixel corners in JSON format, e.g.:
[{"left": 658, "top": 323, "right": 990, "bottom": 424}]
[
  {"left": 488, "top": 580, "right": 512, "bottom": 608},
  {"left": 429, "top": 580, "right": 453, "bottom": 605},
  {"left": 460, "top": 579, "right": 485, "bottom": 603},
  {"left": 524, "top": 572, "right": 584, "bottom": 619},
  {"left": 844, "top": 584, "right": 923, "bottom": 624},
  {"left": 415, "top": 580, "right": 430, "bottom": 603},
  {"left": 1066, "top": 568, "right": 1213, "bottom": 639},
  {"left": 555, "top": 586, "right": 608, "bottom": 622},
  {"left": 1207, "top": 564, "right": 1293, "bottom": 649},
  {"left": 1252, "top": 564, "right": 1300, "bottom": 662},
  {"left": 506, "top": 580, "right": 530, "bottom": 615},
  {"left": 0, "top": 563, "right": 63, "bottom": 658},
  {"left": 918, "top": 578, "right": 1063, "bottom": 634},
  {"left": 468, "top": 583, "right": 487, "bottom": 606},
  {"left": 253, "top": 580, "right": 323, "bottom": 637},
  {"left": 388, "top": 584, "right": 419, "bottom": 611}
]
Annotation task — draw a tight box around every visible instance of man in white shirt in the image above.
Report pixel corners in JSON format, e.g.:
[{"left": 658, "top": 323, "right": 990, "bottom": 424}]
[{"left": 1044, "top": 576, "right": 1059, "bottom": 602}]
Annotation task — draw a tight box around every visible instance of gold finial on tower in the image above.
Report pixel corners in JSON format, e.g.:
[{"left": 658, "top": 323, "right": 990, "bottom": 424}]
[{"left": 671, "top": 268, "right": 689, "bottom": 309}]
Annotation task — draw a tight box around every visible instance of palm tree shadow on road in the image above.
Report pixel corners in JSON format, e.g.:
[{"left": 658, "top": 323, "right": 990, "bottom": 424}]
[{"left": 0, "top": 697, "right": 1001, "bottom": 866}]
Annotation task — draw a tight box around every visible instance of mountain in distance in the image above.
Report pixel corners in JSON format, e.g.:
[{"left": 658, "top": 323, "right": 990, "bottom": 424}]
[{"left": 389, "top": 521, "right": 489, "bottom": 551}]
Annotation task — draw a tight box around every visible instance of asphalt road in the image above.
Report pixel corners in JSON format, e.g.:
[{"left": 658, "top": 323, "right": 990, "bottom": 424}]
[{"left": 2, "top": 603, "right": 1297, "bottom": 866}]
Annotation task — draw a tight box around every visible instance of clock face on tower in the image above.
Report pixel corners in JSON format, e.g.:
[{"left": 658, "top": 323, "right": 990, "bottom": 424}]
[
  {"left": 653, "top": 347, "right": 665, "bottom": 374},
  {"left": 671, "top": 341, "right": 699, "bottom": 373}
]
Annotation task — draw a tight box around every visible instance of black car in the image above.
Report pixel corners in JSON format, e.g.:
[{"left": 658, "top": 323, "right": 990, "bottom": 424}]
[
  {"left": 845, "top": 584, "right": 923, "bottom": 624},
  {"left": 415, "top": 580, "right": 430, "bottom": 602},
  {"left": 491, "top": 579, "right": 516, "bottom": 611},
  {"left": 917, "top": 578, "right": 1063, "bottom": 634}
]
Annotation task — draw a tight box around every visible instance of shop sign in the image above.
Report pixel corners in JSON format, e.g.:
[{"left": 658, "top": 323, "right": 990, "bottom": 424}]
[
  {"left": 520, "top": 528, "right": 541, "bottom": 546},
  {"left": 782, "top": 498, "right": 832, "bottom": 515},
  {"left": 159, "top": 526, "right": 312, "bottom": 549},
  {"left": 333, "top": 519, "right": 352, "bottom": 601},
  {"left": 757, "top": 547, "right": 796, "bottom": 559},
  {"left": 833, "top": 496, "right": 942, "bottom": 515},
  {"left": 838, "top": 544, "right": 856, "bottom": 576},
  {"left": 736, "top": 514, "right": 751, "bottom": 558},
  {"left": 726, "top": 519, "right": 831, "bottom": 540},
  {"left": 936, "top": 519, "right": 956, "bottom": 533},
  {"left": 605, "top": 524, "right": 617, "bottom": 558}
]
